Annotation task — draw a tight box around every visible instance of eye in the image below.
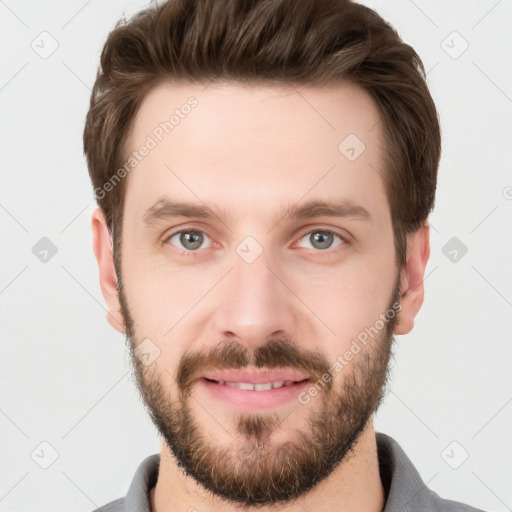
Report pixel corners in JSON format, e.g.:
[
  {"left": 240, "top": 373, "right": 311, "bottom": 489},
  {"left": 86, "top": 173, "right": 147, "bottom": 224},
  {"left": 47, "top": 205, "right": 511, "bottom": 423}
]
[
  {"left": 167, "top": 230, "right": 212, "bottom": 252},
  {"left": 297, "top": 229, "right": 346, "bottom": 251},
  {"left": 164, "top": 228, "right": 346, "bottom": 254}
]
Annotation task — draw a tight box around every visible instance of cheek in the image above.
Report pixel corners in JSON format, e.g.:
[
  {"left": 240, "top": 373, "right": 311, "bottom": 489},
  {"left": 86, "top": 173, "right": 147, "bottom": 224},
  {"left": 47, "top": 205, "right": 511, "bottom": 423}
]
[
  {"left": 123, "top": 261, "right": 234, "bottom": 379},
  {"left": 122, "top": 249, "right": 214, "bottom": 332},
  {"left": 289, "top": 255, "right": 396, "bottom": 343}
]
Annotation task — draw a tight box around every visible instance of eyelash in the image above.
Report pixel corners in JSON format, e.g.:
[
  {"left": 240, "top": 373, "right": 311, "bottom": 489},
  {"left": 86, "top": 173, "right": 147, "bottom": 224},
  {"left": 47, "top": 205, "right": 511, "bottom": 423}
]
[{"left": 162, "top": 227, "right": 349, "bottom": 256}]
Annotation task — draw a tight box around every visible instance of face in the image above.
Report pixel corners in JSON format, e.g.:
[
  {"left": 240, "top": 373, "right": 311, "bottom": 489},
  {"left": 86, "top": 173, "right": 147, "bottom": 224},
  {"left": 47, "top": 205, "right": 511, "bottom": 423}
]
[{"left": 113, "top": 81, "right": 404, "bottom": 506}]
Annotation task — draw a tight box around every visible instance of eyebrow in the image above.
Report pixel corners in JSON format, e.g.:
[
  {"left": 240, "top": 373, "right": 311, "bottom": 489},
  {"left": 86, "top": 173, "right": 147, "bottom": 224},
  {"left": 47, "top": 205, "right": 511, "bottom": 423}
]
[{"left": 142, "top": 197, "right": 372, "bottom": 227}]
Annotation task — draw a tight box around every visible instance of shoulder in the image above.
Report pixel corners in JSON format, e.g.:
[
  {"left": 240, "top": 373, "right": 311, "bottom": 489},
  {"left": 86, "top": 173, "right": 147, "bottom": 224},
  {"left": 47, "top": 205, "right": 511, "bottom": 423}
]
[
  {"left": 89, "top": 497, "right": 125, "bottom": 512},
  {"left": 87, "top": 453, "right": 159, "bottom": 512},
  {"left": 428, "top": 491, "right": 488, "bottom": 512},
  {"left": 376, "top": 432, "right": 489, "bottom": 512}
]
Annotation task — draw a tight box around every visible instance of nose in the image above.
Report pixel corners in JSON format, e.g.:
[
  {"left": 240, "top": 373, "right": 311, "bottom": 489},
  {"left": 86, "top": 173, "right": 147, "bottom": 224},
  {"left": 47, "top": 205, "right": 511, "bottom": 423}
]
[{"left": 211, "top": 248, "right": 297, "bottom": 350}]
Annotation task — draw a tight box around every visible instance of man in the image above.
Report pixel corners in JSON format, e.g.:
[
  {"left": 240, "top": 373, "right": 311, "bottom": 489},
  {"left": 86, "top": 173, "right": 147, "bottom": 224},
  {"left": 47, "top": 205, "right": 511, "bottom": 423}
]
[{"left": 84, "top": 0, "right": 486, "bottom": 510}]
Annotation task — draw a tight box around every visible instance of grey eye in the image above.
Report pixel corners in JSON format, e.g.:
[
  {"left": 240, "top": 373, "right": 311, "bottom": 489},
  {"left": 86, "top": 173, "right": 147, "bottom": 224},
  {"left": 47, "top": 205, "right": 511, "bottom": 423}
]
[
  {"left": 298, "top": 230, "right": 344, "bottom": 250},
  {"left": 169, "top": 231, "right": 211, "bottom": 251}
]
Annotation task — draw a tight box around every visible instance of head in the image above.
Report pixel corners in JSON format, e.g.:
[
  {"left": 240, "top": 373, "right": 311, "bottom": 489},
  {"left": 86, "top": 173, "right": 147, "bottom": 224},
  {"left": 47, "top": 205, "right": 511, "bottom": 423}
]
[{"left": 85, "top": 0, "right": 439, "bottom": 507}]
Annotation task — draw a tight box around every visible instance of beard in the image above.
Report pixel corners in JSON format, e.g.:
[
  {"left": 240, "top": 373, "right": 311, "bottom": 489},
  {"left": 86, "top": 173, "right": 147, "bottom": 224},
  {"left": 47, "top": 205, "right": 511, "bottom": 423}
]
[{"left": 117, "top": 273, "right": 401, "bottom": 509}]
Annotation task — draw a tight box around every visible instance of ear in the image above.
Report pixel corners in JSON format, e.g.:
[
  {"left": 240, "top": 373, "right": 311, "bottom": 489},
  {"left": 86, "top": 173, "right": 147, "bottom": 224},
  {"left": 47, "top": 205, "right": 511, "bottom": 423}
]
[
  {"left": 91, "top": 208, "right": 125, "bottom": 333},
  {"left": 394, "top": 221, "right": 431, "bottom": 335}
]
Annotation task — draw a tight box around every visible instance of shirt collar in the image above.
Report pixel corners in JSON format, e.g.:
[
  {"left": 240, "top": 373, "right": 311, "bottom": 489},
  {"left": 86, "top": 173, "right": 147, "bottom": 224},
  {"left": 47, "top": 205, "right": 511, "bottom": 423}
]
[{"left": 377, "top": 432, "right": 440, "bottom": 511}]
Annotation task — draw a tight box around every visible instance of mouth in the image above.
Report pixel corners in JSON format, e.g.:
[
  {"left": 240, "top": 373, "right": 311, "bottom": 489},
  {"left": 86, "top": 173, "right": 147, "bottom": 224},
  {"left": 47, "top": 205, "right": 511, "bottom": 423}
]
[{"left": 197, "top": 369, "right": 313, "bottom": 411}]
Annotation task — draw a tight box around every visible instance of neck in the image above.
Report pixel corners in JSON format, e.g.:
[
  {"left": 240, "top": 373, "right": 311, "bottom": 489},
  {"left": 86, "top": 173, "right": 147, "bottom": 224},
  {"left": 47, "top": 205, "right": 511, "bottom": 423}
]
[{"left": 150, "top": 418, "right": 385, "bottom": 512}]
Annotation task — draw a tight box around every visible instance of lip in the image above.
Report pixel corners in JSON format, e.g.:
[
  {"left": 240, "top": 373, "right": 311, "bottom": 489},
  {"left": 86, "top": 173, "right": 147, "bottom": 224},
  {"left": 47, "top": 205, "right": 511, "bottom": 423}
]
[
  {"left": 197, "top": 377, "right": 312, "bottom": 412},
  {"left": 201, "top": 368, "right": 311, "bottom": 384}
]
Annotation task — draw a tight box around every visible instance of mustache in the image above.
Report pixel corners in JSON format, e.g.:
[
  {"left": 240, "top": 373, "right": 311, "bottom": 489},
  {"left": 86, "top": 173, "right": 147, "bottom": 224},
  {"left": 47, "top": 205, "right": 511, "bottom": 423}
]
[{"left": 176, "top": 338, "right": 333, "bottom": 399}]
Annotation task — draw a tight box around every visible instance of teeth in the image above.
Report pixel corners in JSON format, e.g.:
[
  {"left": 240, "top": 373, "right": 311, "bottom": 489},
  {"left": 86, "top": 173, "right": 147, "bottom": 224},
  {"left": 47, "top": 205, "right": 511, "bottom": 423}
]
[
  {"left": 230, "top": 382, "right": 255, "bottom": 390},
  {"left": 215, "top": 380, "right": 292, "bottom": 391}
]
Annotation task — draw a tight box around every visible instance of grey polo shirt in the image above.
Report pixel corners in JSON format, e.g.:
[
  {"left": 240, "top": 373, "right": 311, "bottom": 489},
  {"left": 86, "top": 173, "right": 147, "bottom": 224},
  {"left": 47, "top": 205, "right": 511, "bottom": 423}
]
[{"left": 91, "top": 432, "right": 486, "bottom": 512}]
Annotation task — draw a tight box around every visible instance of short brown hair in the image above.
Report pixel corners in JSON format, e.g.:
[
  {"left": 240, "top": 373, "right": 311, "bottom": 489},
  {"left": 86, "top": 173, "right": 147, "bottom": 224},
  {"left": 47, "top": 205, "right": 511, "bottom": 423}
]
[{"left": 83, "top": 0, "right": 441, "bottom": 273}]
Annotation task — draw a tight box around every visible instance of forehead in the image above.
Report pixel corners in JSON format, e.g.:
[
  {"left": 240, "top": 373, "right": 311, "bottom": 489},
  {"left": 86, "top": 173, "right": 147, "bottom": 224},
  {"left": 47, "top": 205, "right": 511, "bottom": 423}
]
[{"left": 121, "top": 80, "right": 389, "bottom": 229}]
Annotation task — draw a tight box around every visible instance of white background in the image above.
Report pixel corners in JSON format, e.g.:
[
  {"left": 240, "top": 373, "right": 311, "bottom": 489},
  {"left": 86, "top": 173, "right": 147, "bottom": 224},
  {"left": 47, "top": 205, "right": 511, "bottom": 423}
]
[{"left": 0, "top": 1, "right": 511, "bottom": 511}]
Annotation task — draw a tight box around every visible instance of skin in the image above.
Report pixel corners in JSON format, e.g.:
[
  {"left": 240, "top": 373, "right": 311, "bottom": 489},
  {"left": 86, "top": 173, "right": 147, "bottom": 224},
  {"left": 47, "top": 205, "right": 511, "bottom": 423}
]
[{"left": 91, "top": 81, "right": 430, "bottom": 512}]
